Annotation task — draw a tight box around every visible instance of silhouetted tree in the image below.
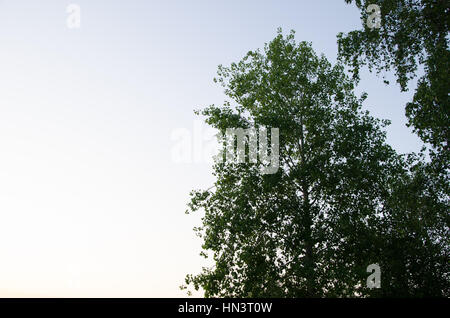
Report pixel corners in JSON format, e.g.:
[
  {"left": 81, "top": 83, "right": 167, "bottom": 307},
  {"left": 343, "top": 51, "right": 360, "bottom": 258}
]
[
  {"left": 183, "top": 31, "right": 449, "bottom": 297},
  {"left": 337, "top": 0, "right": 449, "bottom": 173}
]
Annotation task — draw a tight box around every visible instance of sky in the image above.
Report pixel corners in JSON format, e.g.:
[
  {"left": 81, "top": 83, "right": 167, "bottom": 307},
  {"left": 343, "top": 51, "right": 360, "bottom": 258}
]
[{"left": 0, "top": 0, "right": 423, "bottom": 297}]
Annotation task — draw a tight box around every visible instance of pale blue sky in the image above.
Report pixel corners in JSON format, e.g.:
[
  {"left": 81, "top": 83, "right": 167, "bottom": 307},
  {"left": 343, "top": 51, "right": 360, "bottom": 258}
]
[{"left": 0, "top": 0, "right": 422, "bottom": 297}]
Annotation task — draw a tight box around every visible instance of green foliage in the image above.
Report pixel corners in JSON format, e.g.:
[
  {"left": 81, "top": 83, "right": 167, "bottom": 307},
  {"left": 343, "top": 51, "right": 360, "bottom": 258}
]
[
  {"left": 336, "top": 1, "right": 450, "bottom": 296},
  {"left": 375, "top": 152, "right": 450, "bottom": 296},
  {"left": 337, "top": 0, "right": 449, "bottom": 156},
  {"left": 182, "top": 31, "right": 449, "bottom": 297}
]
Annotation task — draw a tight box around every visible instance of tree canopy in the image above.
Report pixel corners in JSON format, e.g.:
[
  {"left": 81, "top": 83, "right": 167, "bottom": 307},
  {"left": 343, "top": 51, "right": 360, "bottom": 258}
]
[
  {"left": 337, "top": 0, "right": 449, "bottom": 168},
  {"left": 182, "top": 31, "right": 449, "bottom": 297}
]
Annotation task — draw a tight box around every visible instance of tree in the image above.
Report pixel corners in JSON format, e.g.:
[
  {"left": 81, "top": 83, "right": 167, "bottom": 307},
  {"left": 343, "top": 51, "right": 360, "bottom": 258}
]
[
  {"left": 182, "top": 30, "right": 429, "bottom": 297},
  {"left": 336, "top": 0, "right": 450, "bottom": 297},
  {"left": 370, "top": 152, "right": 449, "bottom": 297},
  {"left": 337, "top": 0, "right": 449, "bottom": 170}
]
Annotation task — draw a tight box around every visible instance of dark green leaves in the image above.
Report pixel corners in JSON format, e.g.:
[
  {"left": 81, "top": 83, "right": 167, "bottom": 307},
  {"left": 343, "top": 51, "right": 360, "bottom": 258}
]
[{"left": 338, "top": 0, "right": 449, "bottom": 154}]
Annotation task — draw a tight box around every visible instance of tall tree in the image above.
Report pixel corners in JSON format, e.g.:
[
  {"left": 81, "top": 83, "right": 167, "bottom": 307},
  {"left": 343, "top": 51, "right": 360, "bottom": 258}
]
[
  {"left": 182, "top": 31, "right": 431, "bottom": 297},
  {"left": 336, "top": 0, "right": 450, "bottom": 297},
  {"left": 337, "top": 0, "right": 449, "bottom": 170},
  {"left": 376, "top": 153, "right": 449, "bottom": 297}
]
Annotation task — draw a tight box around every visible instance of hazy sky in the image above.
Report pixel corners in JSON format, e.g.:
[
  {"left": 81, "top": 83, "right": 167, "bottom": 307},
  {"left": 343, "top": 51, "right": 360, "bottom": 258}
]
[{"left": 0, "top": 0, "right": 422, "bottom": 297}]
